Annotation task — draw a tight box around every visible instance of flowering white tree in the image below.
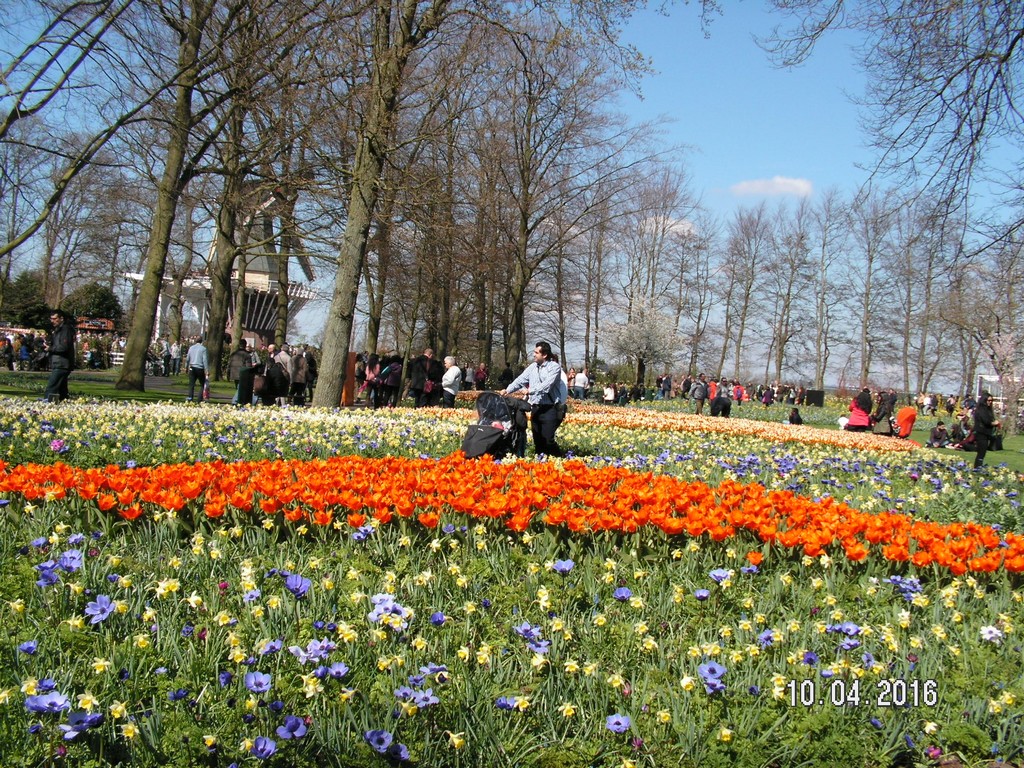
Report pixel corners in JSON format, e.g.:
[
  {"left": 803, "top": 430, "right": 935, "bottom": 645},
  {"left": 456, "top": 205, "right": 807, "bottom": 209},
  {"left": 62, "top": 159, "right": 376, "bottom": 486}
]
[{"left": 606, "top": 306, "right": 681, "bottom": 386}]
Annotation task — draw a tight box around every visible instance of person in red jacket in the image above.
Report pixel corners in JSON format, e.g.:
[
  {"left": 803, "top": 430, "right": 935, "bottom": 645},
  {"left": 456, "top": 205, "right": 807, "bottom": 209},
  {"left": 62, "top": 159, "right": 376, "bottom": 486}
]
[{"left": 844, "top": 388, "right": 873, "bottom": 431}]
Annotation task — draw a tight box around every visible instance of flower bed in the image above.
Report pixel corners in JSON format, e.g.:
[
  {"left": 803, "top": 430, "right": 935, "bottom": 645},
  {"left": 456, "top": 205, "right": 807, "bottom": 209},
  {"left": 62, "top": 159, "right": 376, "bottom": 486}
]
[
  {"left": 1, "top": 454, "right": 1021, "bottom": 575},
  {"left": 1, "top": 402, "right": 1022, "bottom": 767},
  {"left": 2, "top": 402, "right": 1020, "bottom": 530}
]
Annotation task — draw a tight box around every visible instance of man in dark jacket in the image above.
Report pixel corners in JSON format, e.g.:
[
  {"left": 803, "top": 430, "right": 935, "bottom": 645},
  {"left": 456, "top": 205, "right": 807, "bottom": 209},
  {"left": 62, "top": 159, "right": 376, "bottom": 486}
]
[{"left": 44, "top": 310, "right": 75, "bottom": 402}]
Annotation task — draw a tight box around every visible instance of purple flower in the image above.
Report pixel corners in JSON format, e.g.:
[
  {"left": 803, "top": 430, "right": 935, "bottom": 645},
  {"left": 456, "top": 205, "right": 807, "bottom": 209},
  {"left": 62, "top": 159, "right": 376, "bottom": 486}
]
[
  {"left": 84, "top": 594, "right": 115, "bottom": 625},
  {"left": 612, "top": 587, "right": 632, "bottom": 602},
  {"left": 412, "top": 689, "right": 440, "bottom": 708},
  {"left": 364, "top": 729, "right": 394, "bottom": 753},
  {"left": 168, "top": 688, "right": 188, "bottom": 702},
  {"left": 870, "top": 717, "right": 883, "bottom": 729},
  {"left": 757, "top": 629, "right": 775, "bottom": 648},
  {"left": 387, "top": 742, "right": 410, "bottom": 762},
  {"left": 34, "top": 561, "right": 60, "bottom": 588},
  {"left": 218, "top": 671, "right": 233, "bottom": 687},
  {"left": 351, "top": 524, "right": 375, "bottom": 542},
  {"left": 59, "top": 711, "right": 104, "bottom": 740},
  {"left": 697, "top": 661, "right": 726, "bottom": 680},
  {"left": 327, "top": 662, "right": 349, "bottom": 680},
  {"left": 276, "top": 715, "right": 308, "bottom": 740},
  {"left": 250, "top": 736, "right": 277, "bottom": 759},
  {"left": 18, "top": 640, "right": 38, "bottom": 655},
  {"left": 513, "top": 622, "right": 542, "bottom": 641},
  {"left": 702, "top": 677, "right": 726, "bottom": 694},
  {"left": 244, "top": 671, "right": 272, "bottom": 694},
  {"left": 259, "top": 638, "right": 283, "bottom": 655},
  {"left": 49, "top": 439, "right": 68, "bottom": 453},
  {"left": 552, "top": 559, "right": 574, "bottom": 575},
  {"left": 283, "top": 573, "right": 311, "bottom": 599},
  {"left": 430, "top": 611, "right": 446, "bottom": 627},
  {"left": 57, "top": 549, "right": 83, "bottom": 572},
  {"left": 24, "top": 691, "right": 70, "bottom": 715},
  {"left": 495, "top": 696, "right": 518, "bottom": 711},
  {"left": 693, "top": 589, "right": 711, "bottom": 601},
  {"left": 802, "top": 651, "right": 819, "bottom": 666},
  {"left": 606, "top": 713, "right": 632, "bottom": 733},
  {"left": 527, "top": 639, "right": 551, "bottom": 654},
  {"left": 709, "top": 568, "right": 732, "bottom": 584}
]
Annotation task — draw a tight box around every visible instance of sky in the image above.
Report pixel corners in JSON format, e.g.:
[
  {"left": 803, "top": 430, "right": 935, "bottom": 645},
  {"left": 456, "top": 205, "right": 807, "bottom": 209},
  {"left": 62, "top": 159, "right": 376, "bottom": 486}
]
[{"left": 616, "top": 3, "right": 873, "bottom": 222}]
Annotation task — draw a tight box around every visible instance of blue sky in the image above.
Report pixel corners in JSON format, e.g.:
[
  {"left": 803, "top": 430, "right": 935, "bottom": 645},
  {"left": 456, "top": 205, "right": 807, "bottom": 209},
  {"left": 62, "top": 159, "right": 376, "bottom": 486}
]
[{"left": 618, "top": 3, "right": 873, "bottom": 221}]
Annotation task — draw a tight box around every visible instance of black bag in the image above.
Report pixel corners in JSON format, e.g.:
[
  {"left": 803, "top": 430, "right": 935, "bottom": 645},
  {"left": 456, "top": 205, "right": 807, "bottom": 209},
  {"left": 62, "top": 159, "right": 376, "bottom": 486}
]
[
  {"left": 462, "top": 424, "right": 512, "bottom": 459},
  {"left": 991, "top": 433, "right": 1004, "bottom": 451},
  {"left": 253, "top": 374, "right": 267, "bottom": 395},
  {"left": 555, "top": 402, "right": 568, "bottom": 425}
]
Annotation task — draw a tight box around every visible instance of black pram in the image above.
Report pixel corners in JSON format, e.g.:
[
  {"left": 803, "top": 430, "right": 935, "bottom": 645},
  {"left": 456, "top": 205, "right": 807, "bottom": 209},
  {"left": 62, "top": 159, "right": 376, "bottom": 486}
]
[{"left": 461, "top": 392, "right": 531, "bottom": 459}]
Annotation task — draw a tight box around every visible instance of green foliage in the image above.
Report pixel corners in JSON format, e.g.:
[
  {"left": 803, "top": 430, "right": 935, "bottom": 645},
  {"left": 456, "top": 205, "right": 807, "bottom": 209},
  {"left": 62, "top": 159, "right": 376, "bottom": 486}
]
[
  {"left": 60, "top": 282, "right": 125, "bottom": 329},
  {"left": 2, "top": 270, "right": 49, "bottom": 328},
  {"left": 940, "top": 722, "right": 991, "bottom": 758}
]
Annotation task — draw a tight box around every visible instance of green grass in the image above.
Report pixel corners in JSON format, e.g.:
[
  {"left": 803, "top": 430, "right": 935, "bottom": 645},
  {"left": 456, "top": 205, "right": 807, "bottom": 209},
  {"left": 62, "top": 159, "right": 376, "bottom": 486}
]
[{"left": 0, "top": 369, "right": 237, "bottom": 404}]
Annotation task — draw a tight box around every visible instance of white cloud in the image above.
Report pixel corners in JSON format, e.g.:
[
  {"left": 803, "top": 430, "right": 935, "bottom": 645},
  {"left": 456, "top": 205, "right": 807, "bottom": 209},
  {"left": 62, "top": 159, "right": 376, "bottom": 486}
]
[{"left": 730, "top": 176, "right": 813, "bottom": 198}]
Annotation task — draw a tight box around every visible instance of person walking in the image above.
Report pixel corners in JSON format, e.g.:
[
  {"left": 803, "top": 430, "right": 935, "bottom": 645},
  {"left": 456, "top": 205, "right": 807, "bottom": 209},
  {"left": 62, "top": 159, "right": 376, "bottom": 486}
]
[
  {"left": 499, "top": 341, "right": 565, "bottom": 456},
  {"left": 44, "top": 310, "right": 76, "bottom": 402},
  {"left": 185, "top": 336, "right": 209, "bottom": 402},
  {"left": 972, "top": 392, "right": 1001, "bottom": 469}
]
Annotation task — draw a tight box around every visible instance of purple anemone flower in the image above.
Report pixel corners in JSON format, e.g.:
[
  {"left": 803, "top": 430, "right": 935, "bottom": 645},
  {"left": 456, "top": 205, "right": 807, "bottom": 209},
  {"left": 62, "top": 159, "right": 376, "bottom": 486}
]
[
  {"left": 276, "top": 715, "right": 308, "bottom": 740},
  {"left": 606, "top": 713, "right": 632, "bottom": 733},
  {"left": 364, "top": 729, "right": 394, "bottom": 754},
  {"left": 250, "top": 736, "right": 276, "bottom": 759}
]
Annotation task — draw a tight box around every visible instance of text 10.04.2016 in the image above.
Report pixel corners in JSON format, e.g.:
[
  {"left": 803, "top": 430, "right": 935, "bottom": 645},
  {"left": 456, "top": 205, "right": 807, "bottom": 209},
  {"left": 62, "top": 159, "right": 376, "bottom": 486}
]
[{"left": 787, "top": 678, "right": 938, "bottom": 708}]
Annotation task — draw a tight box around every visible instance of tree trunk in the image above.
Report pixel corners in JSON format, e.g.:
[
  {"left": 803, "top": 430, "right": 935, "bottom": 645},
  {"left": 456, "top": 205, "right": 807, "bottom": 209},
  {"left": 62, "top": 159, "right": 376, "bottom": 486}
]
[
  {"left": 116, "top": 10, "right": 207, "bottom": 391},
  {"left": 313, "top": 0, "right": 448, "bottom": 407},
  {"left": 205, "top": 174, "right": 243, "bottom": 380}
]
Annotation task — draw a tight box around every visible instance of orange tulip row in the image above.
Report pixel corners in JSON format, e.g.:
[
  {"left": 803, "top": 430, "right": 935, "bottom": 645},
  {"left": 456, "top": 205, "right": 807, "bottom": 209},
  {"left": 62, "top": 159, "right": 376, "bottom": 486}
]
[{"left": 0, "top": 453, "right": 1018, "bottom": 574}]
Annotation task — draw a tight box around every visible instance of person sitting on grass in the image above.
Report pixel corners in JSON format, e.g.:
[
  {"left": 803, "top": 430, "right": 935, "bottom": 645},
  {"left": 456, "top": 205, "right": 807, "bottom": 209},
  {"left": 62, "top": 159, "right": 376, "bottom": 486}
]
[{"left": 927, "top": 421, "right": 949, "bottom": 448}]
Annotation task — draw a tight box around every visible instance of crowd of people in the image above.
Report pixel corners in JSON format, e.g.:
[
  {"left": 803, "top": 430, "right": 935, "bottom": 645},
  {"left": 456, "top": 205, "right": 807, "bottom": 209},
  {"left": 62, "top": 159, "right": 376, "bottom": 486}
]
[
  {"left": 841, "top": 387, "right": 1003, "bottom": 467},
  {"left": 8, "top": 316, "right": 1015, "bottom": 466}
]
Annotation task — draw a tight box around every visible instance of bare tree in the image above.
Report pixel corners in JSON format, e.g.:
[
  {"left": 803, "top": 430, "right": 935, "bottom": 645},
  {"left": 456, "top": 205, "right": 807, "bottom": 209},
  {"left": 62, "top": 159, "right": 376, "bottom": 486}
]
[
  {"left": 808, "top": 188, "right": 847, "bottom": 389},
  {"left": 943, "top": 239, "right": 1024, "bottom": 434},
  {"left": 846, "top": 191, "right": 896, "bottom": 386},
  {"left": 763, "top": 1, "right": 1024, "bottom": 251},
  {"left": 311, "top": 0, "right": 712, "bottom": 406},
  {"left": 718, "top": 203, "right": 770, "bottom": 379},
  {"left": 762, "top": 199, "right": 813, "bottom": 384},
  {"left": 678, "top": 230, "right": 717, "bottom": 375}
]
